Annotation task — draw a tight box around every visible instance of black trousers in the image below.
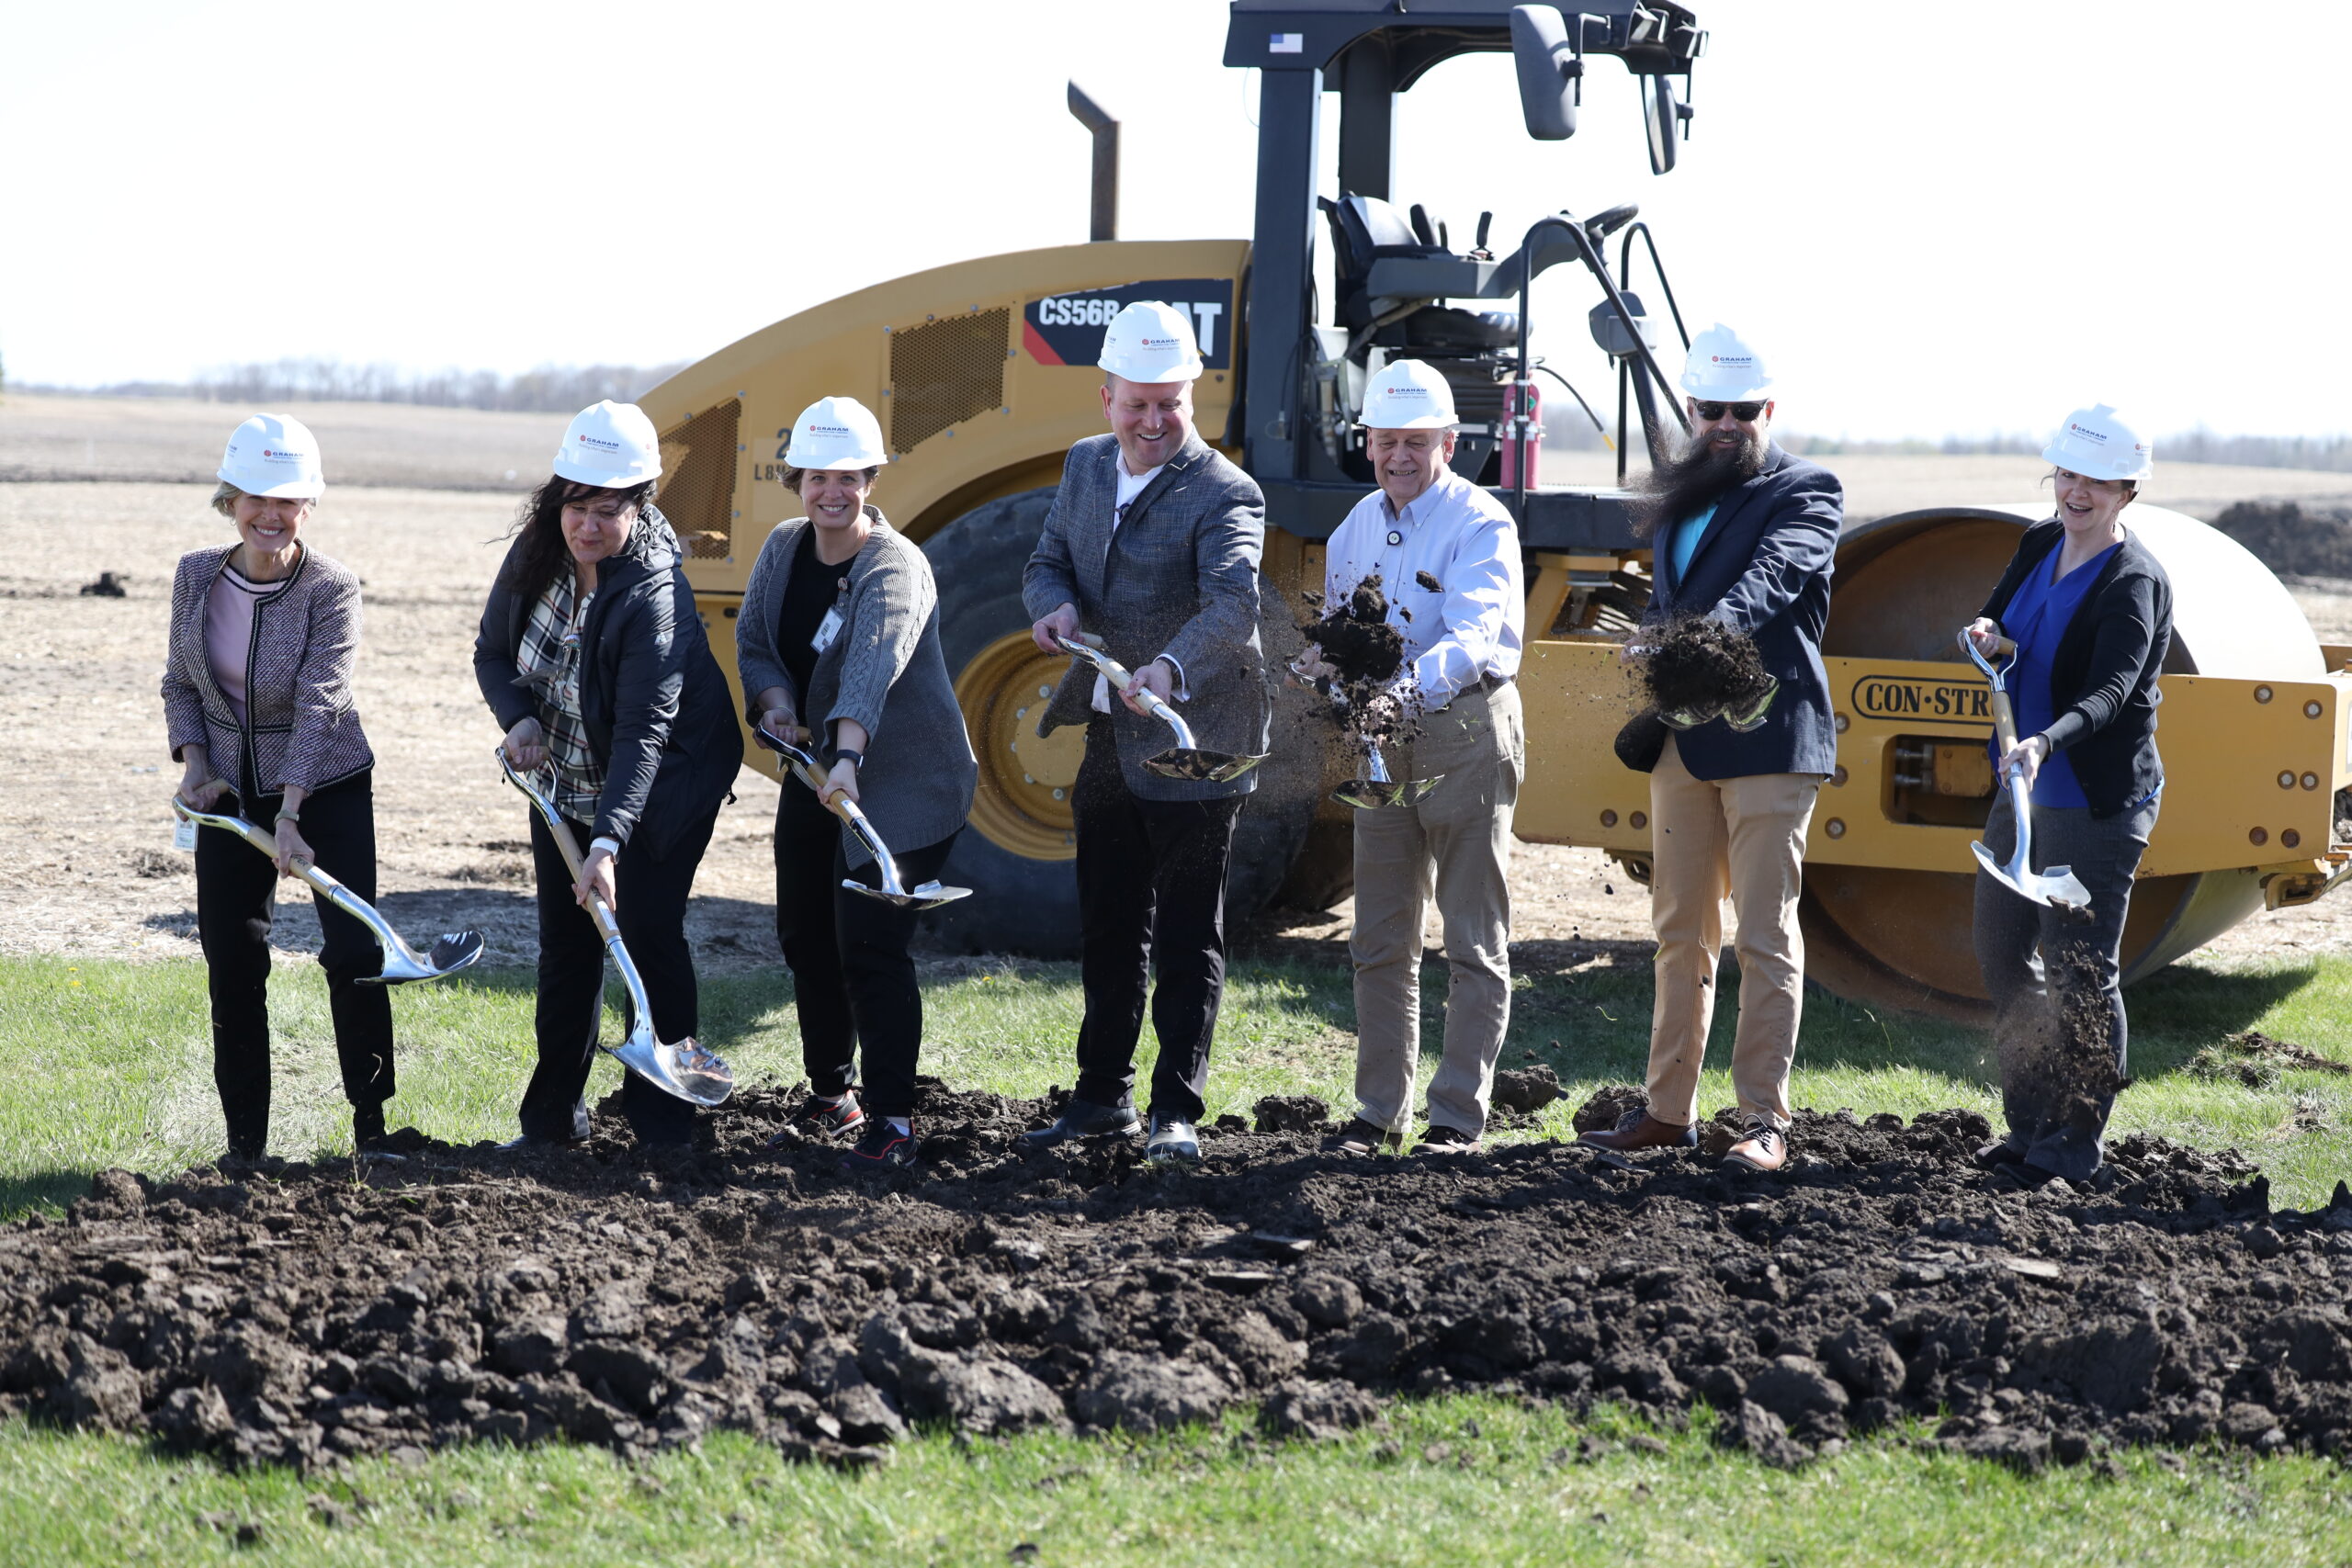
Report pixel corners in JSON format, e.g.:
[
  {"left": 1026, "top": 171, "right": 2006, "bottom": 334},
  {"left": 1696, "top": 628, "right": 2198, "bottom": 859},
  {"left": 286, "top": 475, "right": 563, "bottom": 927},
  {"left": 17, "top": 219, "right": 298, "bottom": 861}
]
[
  {"left": 194, "top": 772, "right": 394, "bottom": 1156},
  {"left": 774, "top": 781, "right": 958, "bottom": 1120},
  {"left": 1070, "top": 719, "right": 1240, "bottom": 1123},
  {"left": 520, "top": 802, "right": 718, "bottom": 1146}
]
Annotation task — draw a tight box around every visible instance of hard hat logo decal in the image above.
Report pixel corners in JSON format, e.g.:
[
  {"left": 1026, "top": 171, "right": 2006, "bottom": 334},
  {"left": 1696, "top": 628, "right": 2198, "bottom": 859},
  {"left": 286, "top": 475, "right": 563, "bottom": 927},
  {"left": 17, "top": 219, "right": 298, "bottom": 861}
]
[{"left": 577, "top": 434, "right": 622, "bottom": 452}]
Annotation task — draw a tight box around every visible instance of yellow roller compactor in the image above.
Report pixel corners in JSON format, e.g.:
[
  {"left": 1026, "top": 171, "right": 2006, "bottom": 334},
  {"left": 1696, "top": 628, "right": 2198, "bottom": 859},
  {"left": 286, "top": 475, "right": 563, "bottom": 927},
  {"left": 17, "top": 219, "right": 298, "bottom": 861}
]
[{"left": 642, "top": 1, "right": 2352, "bottom": 1015}]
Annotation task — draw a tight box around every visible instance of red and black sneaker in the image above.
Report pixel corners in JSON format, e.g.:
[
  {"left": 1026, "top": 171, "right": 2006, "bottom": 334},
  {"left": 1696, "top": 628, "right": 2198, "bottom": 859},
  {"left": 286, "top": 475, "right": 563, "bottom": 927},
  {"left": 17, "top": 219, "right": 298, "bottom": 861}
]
[
  {"left": 801, "top": 1089, "right": 865, "bottom": 1138},
  {"left": 840, "top": 1122, "right": 917, "bottom": 1176}
]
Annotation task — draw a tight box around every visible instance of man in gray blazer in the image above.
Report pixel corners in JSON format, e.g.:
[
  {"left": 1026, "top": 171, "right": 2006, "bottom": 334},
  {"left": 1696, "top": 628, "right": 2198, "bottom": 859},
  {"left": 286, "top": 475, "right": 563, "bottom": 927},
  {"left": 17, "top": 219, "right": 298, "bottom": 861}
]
[{"left": 1021, "top": 301, "right": 1271, "bottom": 1162}]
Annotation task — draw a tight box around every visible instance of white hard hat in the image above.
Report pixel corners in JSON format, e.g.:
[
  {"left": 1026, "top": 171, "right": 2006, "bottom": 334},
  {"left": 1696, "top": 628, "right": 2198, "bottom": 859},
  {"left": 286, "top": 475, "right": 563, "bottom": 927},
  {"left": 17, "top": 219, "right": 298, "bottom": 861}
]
[
  {"left": 553, "top": 400, "right": 662, "bottom": 488},
  {"left": 1097, "top": 300, "right": 1204, "bottom": 384},
  {"left": 1358, "top": 358, "right": 1457, "bottom": 430},
  {"left": 1679, "top": 322, "right": 1773, "bottom": 401},
  {"left": 2043, "top": 403, "right": 2152, "bottom": 483},
  {"left": 784, "top": 396, "right": 889, "bottom": 471},
  {"left": 218, "top": 412, "right": 324, "bottom": 499}
]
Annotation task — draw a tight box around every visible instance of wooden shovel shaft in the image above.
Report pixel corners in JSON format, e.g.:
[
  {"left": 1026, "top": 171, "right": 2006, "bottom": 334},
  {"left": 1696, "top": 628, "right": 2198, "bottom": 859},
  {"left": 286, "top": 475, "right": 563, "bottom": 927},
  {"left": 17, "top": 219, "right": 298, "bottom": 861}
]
[
  {"left": 495, "top": 755, "right": 627, "bottom": 943},
  {"left": 1058, "top": 634, "right": 1184, "bottom": 731},
  {"left": 178, "top": 801, "right": 354, "bottom": 902}
]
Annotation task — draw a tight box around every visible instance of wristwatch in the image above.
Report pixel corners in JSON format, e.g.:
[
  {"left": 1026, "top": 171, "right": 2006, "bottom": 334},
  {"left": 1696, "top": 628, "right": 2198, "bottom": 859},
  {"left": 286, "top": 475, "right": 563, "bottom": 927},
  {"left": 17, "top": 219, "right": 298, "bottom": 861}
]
[{"left": 831, "top": 748, "right": 865, "bottom": 771}]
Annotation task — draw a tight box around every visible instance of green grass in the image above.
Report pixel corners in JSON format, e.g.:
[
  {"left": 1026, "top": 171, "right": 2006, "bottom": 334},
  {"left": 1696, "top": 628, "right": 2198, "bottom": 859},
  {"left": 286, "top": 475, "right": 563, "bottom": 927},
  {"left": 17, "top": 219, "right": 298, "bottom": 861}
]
[
  {"left": 5, "top": 1400, "right": 2351, "bottom": 1567},
  {"left": 6, "top": 944, "right": 2352, "bottom": 1564}
]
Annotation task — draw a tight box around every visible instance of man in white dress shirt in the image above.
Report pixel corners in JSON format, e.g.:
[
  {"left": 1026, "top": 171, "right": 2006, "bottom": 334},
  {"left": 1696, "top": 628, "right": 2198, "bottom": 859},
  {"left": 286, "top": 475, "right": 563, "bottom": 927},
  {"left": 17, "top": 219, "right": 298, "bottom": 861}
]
[{"left": 1302, "top": 359, "right": 1526, "bottom": 1154}]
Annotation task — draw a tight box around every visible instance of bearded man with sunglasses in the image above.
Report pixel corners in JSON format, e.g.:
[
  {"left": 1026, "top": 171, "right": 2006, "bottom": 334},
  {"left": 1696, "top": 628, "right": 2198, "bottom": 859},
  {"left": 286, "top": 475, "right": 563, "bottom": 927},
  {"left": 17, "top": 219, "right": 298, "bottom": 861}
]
[{"left": 1581, "top": 324, "right": 1841, "bottom": 1173}]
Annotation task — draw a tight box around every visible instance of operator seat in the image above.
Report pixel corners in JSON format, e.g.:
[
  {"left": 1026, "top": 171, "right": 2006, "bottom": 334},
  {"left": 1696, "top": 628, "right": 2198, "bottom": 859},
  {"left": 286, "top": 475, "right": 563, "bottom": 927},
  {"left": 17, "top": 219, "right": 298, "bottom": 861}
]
[{"left": 1322, "top": 193, "right": 1517, "bottom": 350}]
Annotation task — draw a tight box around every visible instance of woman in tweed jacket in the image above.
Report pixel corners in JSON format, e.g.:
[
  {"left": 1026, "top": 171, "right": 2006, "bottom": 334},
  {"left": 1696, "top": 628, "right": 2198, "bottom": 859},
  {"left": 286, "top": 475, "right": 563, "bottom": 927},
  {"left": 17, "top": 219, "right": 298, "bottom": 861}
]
[
  {"left": 164, "top": 414, "right": 394, "bottom": 1160},
  {"left": 739, "top": 397, "right": 977, "bottom": 1174}
]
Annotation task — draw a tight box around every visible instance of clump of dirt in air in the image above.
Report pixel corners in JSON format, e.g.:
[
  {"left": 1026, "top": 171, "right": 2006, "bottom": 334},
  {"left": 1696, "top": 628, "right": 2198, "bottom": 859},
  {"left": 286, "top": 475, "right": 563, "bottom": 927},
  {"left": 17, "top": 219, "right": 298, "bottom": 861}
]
[
  {"left": 1298, "top": 574, "right": 1419, "bottom": 750},
  {"left": 1634, "top": 615, "right": 1772, "bottom": 718},
  {"left": 6, "top": 1078, "right": 2350, "bottom": 1475}
]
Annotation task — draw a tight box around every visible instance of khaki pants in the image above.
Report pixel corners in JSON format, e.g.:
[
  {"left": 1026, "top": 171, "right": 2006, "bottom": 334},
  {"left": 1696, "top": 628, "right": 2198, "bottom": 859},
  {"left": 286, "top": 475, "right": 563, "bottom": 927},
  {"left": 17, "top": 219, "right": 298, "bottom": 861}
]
[
  {"left": 1351, "top": 682, "right": 1524, "bottom": 1138},
  {"left": 1645, "top": 733, "right": 1818, "bottom": 1130}
]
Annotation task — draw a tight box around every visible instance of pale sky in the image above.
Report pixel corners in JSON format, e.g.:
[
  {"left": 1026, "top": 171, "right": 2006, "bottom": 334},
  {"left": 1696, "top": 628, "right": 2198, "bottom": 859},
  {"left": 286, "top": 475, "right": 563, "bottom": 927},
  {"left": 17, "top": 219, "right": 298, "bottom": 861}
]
[{"left": 5, "top": 0, "right": 2345, "bottom": 441}]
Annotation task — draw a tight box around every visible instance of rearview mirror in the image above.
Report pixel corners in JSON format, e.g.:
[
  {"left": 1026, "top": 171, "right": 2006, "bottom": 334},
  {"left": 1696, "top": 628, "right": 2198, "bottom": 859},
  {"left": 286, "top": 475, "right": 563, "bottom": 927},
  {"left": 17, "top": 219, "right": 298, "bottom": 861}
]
[
  {"left": 1644, "top": 74, "right": 1683, "bottom": 174},
  {"left": 1510, "top": 6, "right": 1580, "bottom": 141}
]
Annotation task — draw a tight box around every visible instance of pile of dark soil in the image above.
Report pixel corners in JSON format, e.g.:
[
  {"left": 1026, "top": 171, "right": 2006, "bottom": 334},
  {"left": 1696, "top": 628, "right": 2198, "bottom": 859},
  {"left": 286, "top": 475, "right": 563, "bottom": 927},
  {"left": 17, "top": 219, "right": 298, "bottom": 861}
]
[
  {"left": 2187, "top": 1031, "right": 2352, "bottom": 1090},
  {"left": 6, "top": 1083, "right": 2352, "bottom": 1476}
]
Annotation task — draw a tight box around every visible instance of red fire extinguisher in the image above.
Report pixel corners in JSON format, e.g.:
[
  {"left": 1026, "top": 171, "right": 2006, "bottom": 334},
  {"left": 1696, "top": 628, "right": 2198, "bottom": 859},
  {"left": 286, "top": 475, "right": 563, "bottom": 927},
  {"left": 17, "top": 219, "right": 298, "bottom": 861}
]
[{"left": 1499, "top": 378, "right": 1542, "bottom": 491}]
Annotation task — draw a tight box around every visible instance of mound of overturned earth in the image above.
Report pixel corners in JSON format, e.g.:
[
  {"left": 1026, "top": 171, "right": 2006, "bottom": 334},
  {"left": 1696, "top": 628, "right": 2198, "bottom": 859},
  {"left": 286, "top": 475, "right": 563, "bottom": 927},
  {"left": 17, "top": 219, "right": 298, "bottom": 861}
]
[{"left": 5, "top": 1083, "right": 2352, "bottom": 1473}]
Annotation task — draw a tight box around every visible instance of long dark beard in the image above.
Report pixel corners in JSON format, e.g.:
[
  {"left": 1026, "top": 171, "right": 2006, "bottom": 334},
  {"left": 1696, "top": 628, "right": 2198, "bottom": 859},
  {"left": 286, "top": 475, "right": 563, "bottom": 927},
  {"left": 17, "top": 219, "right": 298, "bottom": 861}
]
[{"left": 1629, "top": 430, "right": 1770, "bottom": 539}]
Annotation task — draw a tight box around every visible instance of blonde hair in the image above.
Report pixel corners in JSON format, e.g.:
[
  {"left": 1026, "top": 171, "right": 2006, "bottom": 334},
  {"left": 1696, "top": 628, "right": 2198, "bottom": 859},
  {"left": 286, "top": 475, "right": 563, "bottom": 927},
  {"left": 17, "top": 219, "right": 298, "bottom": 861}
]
[{"left": 212, "top": 482, "right": 319, "bottom": 518}]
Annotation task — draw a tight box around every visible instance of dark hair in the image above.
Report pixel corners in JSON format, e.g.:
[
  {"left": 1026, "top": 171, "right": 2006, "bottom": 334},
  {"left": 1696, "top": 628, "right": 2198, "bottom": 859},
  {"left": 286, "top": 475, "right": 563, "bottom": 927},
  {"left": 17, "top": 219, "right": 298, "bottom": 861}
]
[
  {"left": 783, "top": 465, "right": 880, "bottom": 493},
  {"left": 501, "top": 476, "right": 656, "bottom": 596}
]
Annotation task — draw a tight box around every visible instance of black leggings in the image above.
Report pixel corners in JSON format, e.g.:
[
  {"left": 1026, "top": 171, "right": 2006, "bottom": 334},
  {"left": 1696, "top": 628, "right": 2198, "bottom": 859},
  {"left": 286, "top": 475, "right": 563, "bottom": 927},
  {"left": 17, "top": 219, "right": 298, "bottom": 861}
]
[
  {"left": 520, "top": 803, "right": 719, "bottom": 1146},
  {"left": 774, "top": 782, "right": 958, "bottom": 1120},
  {"left": 194, "top": 772, "right": 394, "bottom": 1156}
]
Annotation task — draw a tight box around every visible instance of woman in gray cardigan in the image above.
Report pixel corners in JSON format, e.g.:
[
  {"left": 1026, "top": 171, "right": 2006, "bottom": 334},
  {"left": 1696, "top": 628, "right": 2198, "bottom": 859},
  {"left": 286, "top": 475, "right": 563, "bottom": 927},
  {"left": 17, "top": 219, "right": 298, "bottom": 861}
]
[{"left": 740, "top": 397, "right": 977, "bottom": 1174}]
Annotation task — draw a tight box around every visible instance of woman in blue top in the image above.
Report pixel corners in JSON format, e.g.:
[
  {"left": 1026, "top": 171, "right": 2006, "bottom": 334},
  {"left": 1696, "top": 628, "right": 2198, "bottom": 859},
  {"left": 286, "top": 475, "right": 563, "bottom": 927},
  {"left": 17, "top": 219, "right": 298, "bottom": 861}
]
[{"left": 1963, "top": 404, "right": 2172, "bottom": 1187}]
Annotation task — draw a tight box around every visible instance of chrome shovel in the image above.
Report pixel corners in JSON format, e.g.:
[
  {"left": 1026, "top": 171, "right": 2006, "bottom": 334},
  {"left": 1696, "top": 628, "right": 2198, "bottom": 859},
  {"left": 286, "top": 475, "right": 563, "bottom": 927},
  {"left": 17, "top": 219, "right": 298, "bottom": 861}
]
[
  {"left": 1958, "top": 631, "right": 2092, "bottom": 918},
  {"left": 1057, "top": 634, "right": 1265, "bottom": 784},
  {"left": 495, "top": 749, "right": 734, "bottom": 1106},
  {"left": 1332, "top": 734, "right": 1441, "bottom": 810},
  {"left": 170, "top": 798, "right": 484, "bottom": 983},
  {"left": 753, "top": 728, "right": 972, "bottom": 910}
]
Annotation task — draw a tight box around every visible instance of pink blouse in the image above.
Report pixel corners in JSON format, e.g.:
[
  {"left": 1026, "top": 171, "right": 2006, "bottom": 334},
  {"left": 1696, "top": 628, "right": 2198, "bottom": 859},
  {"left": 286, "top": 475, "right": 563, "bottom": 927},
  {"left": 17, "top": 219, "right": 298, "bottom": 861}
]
[{"left": 204, "top": 563, "right": 288, "bottom": 725}]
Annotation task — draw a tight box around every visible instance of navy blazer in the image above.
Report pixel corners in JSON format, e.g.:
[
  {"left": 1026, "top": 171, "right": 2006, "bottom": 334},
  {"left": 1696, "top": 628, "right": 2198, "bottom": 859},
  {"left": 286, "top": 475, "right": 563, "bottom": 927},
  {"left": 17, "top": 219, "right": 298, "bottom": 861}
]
[{"left": 1641, "top": 445, "right": 1841, "bottom": 780}]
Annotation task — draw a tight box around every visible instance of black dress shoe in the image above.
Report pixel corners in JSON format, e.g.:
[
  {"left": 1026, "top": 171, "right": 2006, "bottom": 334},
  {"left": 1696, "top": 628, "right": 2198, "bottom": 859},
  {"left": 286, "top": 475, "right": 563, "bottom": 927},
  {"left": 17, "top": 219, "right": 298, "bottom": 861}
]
[
  {"left": 499, "top": 1133, "right": 586, "bottom": 1151},
  {"left": 1412, "top": 1123, "right": 1481, "bottom": 1155},
  {"left": 1973, "top": 1139, "right": 2028, "bottom": 1170},
  {"left": 1022, "top": 1096, "right": 1141, "bottom": 1147},
  {"left": 1145, "top": 1113, "right": 1200, "bottom": 1163}
]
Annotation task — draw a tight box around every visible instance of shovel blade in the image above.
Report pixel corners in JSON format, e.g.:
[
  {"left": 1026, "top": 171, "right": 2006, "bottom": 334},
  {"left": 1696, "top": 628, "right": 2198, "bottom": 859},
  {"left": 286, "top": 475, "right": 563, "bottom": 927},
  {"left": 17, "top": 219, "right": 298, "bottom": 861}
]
[
  {"left": 1972, "top": 840, "right": 2096, "bottom": 917},
  {"left": 1143, "top": 748, "right": 1265, "bottom": 784},
  {"left": 609, "top": 1032, "right": 734, "bottom": 1108},
  {"left": 840, "top": 878, "right": 975, "bottom": 910},
  {"left": 358, "top": 928, "right": 488, "bottom": 986},
  {"left": 1333, "top": 775, "right": 1442, "bottom": 809},
  {"left": 428, "top": 931, "right": 488, "bottom": 974}
]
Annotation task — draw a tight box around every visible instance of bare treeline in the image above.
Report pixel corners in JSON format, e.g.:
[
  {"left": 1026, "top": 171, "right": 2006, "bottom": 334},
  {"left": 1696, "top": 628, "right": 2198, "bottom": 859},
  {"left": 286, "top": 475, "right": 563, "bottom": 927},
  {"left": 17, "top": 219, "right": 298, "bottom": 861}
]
[
  {"left": 34, "top": 357, "right": 689, "bottom": 414},
  {"left": 1781, "top": 430, "right": 2352, "bottom": 473}
]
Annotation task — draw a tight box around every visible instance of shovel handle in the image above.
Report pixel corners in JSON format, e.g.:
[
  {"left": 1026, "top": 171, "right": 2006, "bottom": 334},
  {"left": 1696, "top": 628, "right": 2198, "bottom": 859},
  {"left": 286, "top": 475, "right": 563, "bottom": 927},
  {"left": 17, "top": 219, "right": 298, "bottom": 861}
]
[
  {"left": 1989, "top": 689, "right": 2020, "bottom": 757},
  {"left": 757, "top": 731, "right": 909, "bottom": 894},
  {"left": 173, "top": 798, "right": 345, "bottom": 897},
  {"left": 1055, "top": 634, "right": 1193, "bottom": 743},
  {"left": 493, "top": 750, "right": 625, "bottom": 942}
]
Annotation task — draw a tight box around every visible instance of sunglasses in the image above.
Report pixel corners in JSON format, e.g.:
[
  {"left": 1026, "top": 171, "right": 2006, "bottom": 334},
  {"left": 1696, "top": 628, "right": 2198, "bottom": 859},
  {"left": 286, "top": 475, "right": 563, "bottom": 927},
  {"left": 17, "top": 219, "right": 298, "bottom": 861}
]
[{"left": 1692, "top": 400, "right": 1767, "bottom": 422}]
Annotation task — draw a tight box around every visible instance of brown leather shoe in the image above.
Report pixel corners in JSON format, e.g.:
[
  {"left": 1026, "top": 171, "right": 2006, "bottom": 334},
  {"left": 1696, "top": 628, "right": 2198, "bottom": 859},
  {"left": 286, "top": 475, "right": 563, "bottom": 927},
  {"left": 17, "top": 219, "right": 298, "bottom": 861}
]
[
  {"left": 1577, "top": 1109, "right": 1697, "bottom": 1151},
  {"left": 1724, "top": 1119, "right": 1787, "bottom": 1172}
]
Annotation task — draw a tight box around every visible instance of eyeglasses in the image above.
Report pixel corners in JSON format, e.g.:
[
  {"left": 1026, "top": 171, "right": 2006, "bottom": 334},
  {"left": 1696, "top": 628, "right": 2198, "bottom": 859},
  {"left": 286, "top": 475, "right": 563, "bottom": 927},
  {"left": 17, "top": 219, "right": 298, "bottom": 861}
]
[{"left": 1692, "top": 400, "right": 1767, "bottom": 422}]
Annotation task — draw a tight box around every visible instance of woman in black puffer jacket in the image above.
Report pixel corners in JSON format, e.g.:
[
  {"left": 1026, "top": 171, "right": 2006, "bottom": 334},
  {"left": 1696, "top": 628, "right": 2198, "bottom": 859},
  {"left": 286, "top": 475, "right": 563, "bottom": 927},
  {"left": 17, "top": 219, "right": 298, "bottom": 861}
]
[
  {"left": 474, "top": 400, "right": 742, "bottom": 1148},
  {"left": 1963, "top": 404, "right": 2172, "bottom": 1188}
]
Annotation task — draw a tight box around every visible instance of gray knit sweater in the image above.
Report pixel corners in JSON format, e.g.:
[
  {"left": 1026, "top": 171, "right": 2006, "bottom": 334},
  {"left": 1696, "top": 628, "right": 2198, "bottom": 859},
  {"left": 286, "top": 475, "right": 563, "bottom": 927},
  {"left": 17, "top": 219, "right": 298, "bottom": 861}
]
[{"left": 737, "top": 511, "right": 977, "bottom": 866}]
